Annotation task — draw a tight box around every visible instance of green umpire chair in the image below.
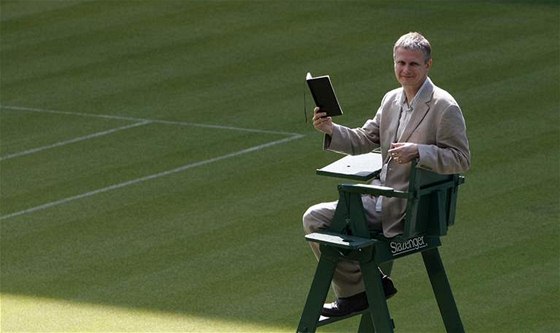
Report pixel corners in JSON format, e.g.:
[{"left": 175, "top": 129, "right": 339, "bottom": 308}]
[{"left": 297, "top": 155, "right": 465, "bottom": 333}]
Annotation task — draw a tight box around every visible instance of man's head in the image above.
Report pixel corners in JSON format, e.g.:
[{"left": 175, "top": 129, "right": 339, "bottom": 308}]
[
  {"left": 393, "top": 32, "right": 432, "bottom": 92},
  {"left": 393, "top": 32, "right": 431, "bottom": 63}
]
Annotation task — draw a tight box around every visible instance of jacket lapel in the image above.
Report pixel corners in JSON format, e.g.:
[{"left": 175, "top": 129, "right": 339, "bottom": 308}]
[
  {"left": 398, "top": 78, "right": 434, "bottom": 142},
  {"left": 381, "top": 95, "right": 402, "bottom": 159}
]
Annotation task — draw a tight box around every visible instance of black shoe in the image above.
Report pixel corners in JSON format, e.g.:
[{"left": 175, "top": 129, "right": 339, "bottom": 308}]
[
  {"left": 321, "top": 275, "right": 398, "bottom": 317},
  {"left": 321, "top": 292, "right": 368, "bottom": 317}
]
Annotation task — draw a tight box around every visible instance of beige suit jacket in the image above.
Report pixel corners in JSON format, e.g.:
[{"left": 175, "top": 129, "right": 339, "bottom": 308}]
[{"left": 324, "top": 77, "right": 471, "bottom": 237}]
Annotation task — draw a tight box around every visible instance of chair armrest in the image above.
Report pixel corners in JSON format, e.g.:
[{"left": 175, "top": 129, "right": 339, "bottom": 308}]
[
  {"left": 338, "top": 183, "right": 410, "bottom": 198},
  {"left": 417, "top": 174, "right": 465, "bottom": 196}
]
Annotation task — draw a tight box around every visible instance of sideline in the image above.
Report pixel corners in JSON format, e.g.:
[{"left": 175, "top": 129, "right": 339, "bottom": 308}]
[{"left": 0, "top": 120, "right": 151, "bottom": 161}]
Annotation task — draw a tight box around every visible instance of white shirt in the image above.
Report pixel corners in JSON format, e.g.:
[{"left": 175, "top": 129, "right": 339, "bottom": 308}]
[{"left": 375, "top": 79, "right": 429, "bottom": 212}]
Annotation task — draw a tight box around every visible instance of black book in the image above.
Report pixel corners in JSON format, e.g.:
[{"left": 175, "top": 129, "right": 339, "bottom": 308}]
[{"left": 306, "top": 72, "right": 343, "bottom": 117}]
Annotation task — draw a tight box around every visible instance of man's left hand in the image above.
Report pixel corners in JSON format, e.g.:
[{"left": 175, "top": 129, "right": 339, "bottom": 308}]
[{"left": 388, "top": 142, "right": 419, "bottom": 164}]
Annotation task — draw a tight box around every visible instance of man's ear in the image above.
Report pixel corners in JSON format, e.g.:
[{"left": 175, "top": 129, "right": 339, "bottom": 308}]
[{"left": 426, "top": 58, "right": 433, "bottom": 70}]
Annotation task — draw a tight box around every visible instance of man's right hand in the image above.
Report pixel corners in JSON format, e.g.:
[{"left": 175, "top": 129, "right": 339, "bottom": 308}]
[{"left": 312, "top": 107, "right": 334, "bottom": 136}]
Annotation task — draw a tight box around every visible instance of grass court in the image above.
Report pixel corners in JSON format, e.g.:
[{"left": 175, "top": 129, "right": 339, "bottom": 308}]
[{"left": 1, "top": 1, "right": 559, "bottom": 332}]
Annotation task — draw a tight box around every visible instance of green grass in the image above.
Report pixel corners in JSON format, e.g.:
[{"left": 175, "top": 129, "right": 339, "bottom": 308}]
[{"left": 1, "top": 0, "right": 559, "bottom": 332}]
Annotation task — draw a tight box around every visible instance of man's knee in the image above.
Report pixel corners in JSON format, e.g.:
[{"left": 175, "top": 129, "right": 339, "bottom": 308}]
[
  {"left": 302, "top": 202, "right": 336, "bottom": 234},
  {"left": 302, "top": 206, "right": 317, "bottom": 234}
]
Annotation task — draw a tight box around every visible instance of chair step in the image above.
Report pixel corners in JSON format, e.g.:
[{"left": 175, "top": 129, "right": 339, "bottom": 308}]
[
  {"left": 305, "top": 231, "right": 376, "bottom": 249},
  {"left": 318, "top": 311, "right": 395, "bottom": 329},
  {"left": 317, "top": 310, "right": 368, "bottom": 326}
]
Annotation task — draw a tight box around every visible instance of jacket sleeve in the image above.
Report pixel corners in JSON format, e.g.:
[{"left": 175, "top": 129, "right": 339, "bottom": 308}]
[
  {"left": 323, "top": 98, "right": 385, "bottom": 155},
  {"left": 416, "top": 104, "right": 471, "bottom": 174}
]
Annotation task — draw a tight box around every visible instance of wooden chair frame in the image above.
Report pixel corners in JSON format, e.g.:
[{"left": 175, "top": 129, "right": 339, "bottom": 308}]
[{"left": 297, "top": 160, "right": 465, "bottom": 333}]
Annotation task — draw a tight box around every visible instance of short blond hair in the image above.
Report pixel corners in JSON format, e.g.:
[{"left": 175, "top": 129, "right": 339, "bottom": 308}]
[{"left": 393, "top": 32, "right": 432, "bottom": 63}]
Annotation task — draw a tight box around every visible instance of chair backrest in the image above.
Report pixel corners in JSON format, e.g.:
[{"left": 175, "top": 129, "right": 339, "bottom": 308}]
[{"left": 401, "top": 161, "right": 465, "bottom": 239}]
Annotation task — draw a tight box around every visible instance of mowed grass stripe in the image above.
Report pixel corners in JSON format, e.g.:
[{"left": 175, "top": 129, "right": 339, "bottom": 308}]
[{"left": 0, "top": 2, "right": 321, "bottom": 122}]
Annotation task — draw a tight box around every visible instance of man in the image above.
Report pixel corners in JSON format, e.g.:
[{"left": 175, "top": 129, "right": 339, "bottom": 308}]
[{"left": 303, "top": 32, "right": 471, "bottom": 317}]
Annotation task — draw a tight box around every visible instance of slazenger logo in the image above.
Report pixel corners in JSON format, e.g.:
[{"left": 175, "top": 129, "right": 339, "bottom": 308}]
[{"left": 390, "top": 236, "right": 427, "bottom": 255}]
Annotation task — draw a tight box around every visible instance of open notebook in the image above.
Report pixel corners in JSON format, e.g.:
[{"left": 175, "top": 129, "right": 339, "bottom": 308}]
[{"left": 316, "top": 152, "right": 383, "bottom": 181}]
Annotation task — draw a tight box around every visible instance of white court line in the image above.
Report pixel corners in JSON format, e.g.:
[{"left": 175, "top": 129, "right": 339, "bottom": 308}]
[
  {"left": 0, "top": 105, "right": 301, "bottom": 136},
  {"left": 0, "top": 134, "right": 303, "bottom": 221},
  {"left": 0, "top": 120, "right": 151, "bottom": 161},
  {"left": 0, "top": 105, "right": 305, "bottom": 220}
]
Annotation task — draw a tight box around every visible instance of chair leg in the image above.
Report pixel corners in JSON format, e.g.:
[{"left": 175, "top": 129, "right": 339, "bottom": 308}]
[
  {"left": 422, "top": 248, "right": 464, "bottom": 333},
  {"left": 361, "top": 259, "right": 394, "bottom": 333},
  {"left": 297, "top": 256, "right": 338, "bottom": 333},
  {"left": 379, "top": 260, "right": 394, "bottom": 276},
  {"left": 358, "top": 312, "right": 375, "bottom": 332}
]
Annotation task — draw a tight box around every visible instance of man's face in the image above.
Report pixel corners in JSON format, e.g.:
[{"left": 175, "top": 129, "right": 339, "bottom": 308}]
[{"left": 394, "top": 47, "right": 431, "bottom": 90}]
